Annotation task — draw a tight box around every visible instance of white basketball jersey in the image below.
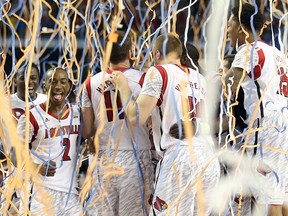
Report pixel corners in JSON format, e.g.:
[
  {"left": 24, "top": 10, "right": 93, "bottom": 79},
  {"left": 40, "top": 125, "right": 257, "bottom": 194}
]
[
  {"left": 3, "top": 93, "right": 47, "bottom": 153},
  {"left": 232, "top": 41, "right": 287, "bottom": 122},
  {"left": 10, "top": 93, "right": 47, "bottom": 120},
  {"left": 141, "top": 64, "right": 207, "bottom": 154},
  {"left": 17, "top": 103, "right": 80, "bottom": 194},
  {"left": 82, "top": 68, "right": 151, "bottom": 150}
]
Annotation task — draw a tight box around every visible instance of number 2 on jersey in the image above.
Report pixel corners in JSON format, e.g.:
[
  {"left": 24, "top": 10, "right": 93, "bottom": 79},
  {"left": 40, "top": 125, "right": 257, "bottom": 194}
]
[
  {"left": 104, "top": 91, "right": 125, "bottom": 122},
  {"left": 62, "top": 138, "right": 71, "bottom": 161}
]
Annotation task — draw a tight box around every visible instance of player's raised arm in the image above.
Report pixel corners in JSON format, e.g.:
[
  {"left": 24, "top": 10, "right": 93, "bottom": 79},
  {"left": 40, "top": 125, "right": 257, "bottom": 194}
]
[
  {"left": 81, "top": 78, "right": 96, "bottom": 139},
  {"left": 109, "top": 71, "right": 158, "bottom": 126}
]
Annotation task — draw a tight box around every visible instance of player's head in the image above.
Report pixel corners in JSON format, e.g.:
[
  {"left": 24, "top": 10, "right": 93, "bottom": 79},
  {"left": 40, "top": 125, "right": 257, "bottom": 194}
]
[
  {"left": 109, "top": 31, "right": 132, "bottom": 65},
  {"left": 44, "top": 67, "right": 72, "bottom": 106},
  {"left": 14, "top": 63, "right": 40, "bottom": 101},
  {"left": 152, "top": 33, "right": 182, "bottom": 65},
  {"left": 181, "top": 43, "right": 199, "bottom": 69},
  {"left": 228, "top": 3, "right": 266, "bottom": 48}
]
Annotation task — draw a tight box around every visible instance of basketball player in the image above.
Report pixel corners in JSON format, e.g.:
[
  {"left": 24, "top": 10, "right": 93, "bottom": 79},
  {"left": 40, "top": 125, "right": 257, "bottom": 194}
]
[
  {"left": 11, "top": 63, "right": 47, "bottom": 120},
  {"left": 17, "top": 67, "right": 81, "bottom": 215},
  {"left": 225, "top": 3, "right": 288, "bottom": 215},
  {"left": 109, "top": 33, "right": 220, "bottom": 215},
  {"left": 81, "top": 31, "right": 154, "bottom": 216},
  {"left": 0, "top": 63, "right": 47, "bottom": 214}
]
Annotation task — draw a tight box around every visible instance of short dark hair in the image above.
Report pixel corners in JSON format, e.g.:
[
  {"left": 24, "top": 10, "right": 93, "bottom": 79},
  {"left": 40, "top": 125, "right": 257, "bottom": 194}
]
[
  {"left": 232, "top": 3, "right": 266, "bottom": 31},
  {"left": 16, "top": 63, "right": 40, "bottom": 77},
  {"left": 181, "top": 43, "right": 199, "bottom": 67},
  {"left": 109, "top": 31, "right": 132, "bottom": 64}
]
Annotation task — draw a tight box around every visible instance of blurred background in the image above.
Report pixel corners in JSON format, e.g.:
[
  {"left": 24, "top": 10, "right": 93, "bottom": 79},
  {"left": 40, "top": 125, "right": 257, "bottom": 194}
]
[{"left": 0, "top": 0, "right": 287, "bottom": 92}]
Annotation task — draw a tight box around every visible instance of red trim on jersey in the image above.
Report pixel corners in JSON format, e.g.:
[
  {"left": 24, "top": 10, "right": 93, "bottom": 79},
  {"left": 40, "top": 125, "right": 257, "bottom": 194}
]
[
  {"left": 107, "top": 67, "right": 128, "bottom": 74},
  {"left": 12, "top": 108, "right": 25, "bottom": 120},
  {"left": 39, "top": 103, "right": 70, "bottom": 120},
  {"left": 247, "top": 48, "right": 265, "bottom": 80},
  {"left": 139, "top": 73, "right": 146, "bottom": 87},
  {"left": 154, "top": 66, "right": 168, "bottom": 106},
  {"left": 85, "top": 78, "right": 92, "bottom": 102},
  {"left": 174, "top": 64, "right": 190, "bottom": 75},
  {"left": 29, "top": 112, "right": 39, "bottom": 143}
]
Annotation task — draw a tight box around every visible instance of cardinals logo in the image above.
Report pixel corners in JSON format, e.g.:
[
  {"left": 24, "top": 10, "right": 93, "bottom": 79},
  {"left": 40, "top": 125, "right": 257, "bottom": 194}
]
[{"left": 148, "top": 194, "right": 168, "bottom": 212}]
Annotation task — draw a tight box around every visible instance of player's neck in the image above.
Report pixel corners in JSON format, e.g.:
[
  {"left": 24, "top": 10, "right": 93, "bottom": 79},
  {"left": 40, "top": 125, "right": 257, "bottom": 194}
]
[
  {"left": 239, "top": 33, "right": 261, "bottom": 46},
  {"left": 47, "top": 101, "right": 68, "bottom": 117},
  {"left": 158, "top": 53, "right": 181, "bottom": 65},
  {"left": 17, "top": 92, "right": 37, "bottom": 101},
  {"left": 110, "top": 60, "right": 130, "bottom": 70}
]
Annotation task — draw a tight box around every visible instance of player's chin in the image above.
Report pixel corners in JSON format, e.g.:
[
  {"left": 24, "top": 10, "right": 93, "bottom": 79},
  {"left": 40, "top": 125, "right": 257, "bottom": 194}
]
[{"left": 28, "top": 92, "right": 36, "bottom": 99}]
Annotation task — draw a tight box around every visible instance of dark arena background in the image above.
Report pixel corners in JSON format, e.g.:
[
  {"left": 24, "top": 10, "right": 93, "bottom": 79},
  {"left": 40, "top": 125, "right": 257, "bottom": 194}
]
[{"left": 0, "top": 0, "right": 288, "bottom": 215}]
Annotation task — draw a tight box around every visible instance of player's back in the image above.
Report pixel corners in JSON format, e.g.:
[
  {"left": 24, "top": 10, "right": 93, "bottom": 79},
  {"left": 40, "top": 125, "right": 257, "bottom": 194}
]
[
  {"left": 86, "top": 68, "right": 151, "bottom": 151},
  {"left": 17, "top": 103, "right": 80, "bottom": 194},
  {"left": 150, "top": 64, "right": 207, "bottom": 152},
  {"left": 232, "top": 41, "right": 287, "bottom": 121}
]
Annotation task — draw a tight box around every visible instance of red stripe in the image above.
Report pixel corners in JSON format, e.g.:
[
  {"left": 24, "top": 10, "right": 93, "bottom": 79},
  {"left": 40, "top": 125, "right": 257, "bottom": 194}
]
[
  {"left": 12, "top": 108, "right": 25, "bottom": 120},
  {"left": 139, "top": 73, "right": 146, "bottom": 87},
  {"left": 29, "top": 112, "right": 39, "bottom": 143},
  {"left": 247, "top": 48, "right": 265, "bottom": 80},
  {"left": 85, "top": 78, "right": 92, "bottom": 102},
  {"left": 154, "top": 66, "right": 168, "bottom": 106}
]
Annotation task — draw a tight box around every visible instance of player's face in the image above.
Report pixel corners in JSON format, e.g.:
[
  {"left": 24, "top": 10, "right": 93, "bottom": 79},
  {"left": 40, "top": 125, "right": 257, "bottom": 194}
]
[
  {"left": 15, "top": 67, "right": 40, "bottom": 101},
  {"left": 227, "top": 15, "right": 240, "bottom": 49},
  {"left": 45, "top": 68, "right": 71, "bottom": 106}
]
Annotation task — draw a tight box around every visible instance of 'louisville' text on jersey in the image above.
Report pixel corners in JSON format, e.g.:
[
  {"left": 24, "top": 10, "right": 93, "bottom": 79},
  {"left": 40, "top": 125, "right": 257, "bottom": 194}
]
[
  {"left": 45, "top": 125, "right": 80, "bottom": 138},
  {"left": 96, "top": 80, "right": 113, "bottom": 94}
]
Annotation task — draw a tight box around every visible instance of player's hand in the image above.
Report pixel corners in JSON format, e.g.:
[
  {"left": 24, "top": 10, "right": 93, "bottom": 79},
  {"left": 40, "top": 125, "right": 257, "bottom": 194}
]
[
  {"left": 109, "top": 71, "right": 128, "bottom": 90},
  {"left": 38, "top": 160, "right": 56, "bottom": 177},
  {"left": 169, "top": 121, "right": 185, "bottom": 140},
  {"left": 169, "top": 120, "right": 197, "bottom": 140}
]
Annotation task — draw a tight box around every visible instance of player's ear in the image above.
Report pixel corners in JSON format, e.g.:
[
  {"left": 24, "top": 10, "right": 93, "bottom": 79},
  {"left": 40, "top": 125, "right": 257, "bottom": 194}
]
[
  {"left": 238, "top": 25, "right": 245, "bottom": 34},
  {"left": 155, "top": 50, "right": 161, "bottom": 60},
  {"left": 42, "top": 81, "right": 47, "bottom": 93}
]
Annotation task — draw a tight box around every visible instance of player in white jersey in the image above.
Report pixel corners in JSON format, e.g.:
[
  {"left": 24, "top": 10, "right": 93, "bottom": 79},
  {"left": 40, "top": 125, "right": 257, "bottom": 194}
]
[
  {"left": 17, "top": 67, "right": 81, "bottom": 215},
  {"left": 82, "top": 31, "right": 154, "bottom": 216},
  {"left": 110, "top": 34, "right": 220, "bottom": 215},
  {"left": 2, "top": 63, "right": 46, "bottom": 154},
  {"left": 11, "top": 63, "right": 47, "bottom": 121},
  {"left": 0, "top": 63, "right": 47, "bottom": 214},
  {"left": 226, "top": 3, "right": 288, "bottom": 215}
]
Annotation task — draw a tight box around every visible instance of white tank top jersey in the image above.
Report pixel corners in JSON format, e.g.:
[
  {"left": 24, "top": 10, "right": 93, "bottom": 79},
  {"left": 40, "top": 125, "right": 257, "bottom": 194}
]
[
  {"left": 10, "top": 93, "right": 47, "bottom": 120},
  {"left": 17, "top": 103, "right": 80, "bottom": 194},
  {"left": 2, "top": 93, "right": 47, "bottom": 153},
  {"left": 232, "top": 41, "right": 288, "bottom": 122},
  {"left": 82, "top": 67, "right": 151, "bottom": 151},
  {"left": 140, "top": 64, "right": 207, "bottom": 154}
]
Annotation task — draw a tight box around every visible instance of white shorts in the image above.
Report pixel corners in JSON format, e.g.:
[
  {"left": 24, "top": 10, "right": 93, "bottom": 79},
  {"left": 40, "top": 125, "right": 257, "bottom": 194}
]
[
  {"left": 0, "top": 166, "right": 21, "bottom": 215},
  {"left": 86, "top": 150, "right": 154, "bottom": 216},
  {"left": 19, "top": 186, "right": 81, "bottom": 216},
  {"left": 150, "top": 137, "right": 220, "bottom": 215},
  {"left": 247, "top": 111, "right": 288, "bottom": 205}
]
